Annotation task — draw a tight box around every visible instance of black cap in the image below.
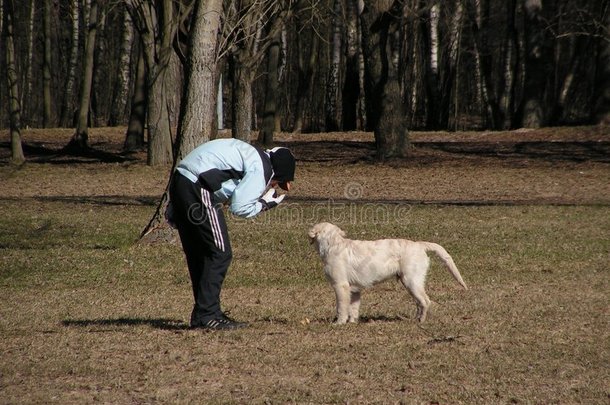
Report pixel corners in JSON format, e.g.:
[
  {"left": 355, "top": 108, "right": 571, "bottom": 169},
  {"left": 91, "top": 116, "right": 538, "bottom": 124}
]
[{"left": 268, "top": 147, "right": 295, "bottom": 190}]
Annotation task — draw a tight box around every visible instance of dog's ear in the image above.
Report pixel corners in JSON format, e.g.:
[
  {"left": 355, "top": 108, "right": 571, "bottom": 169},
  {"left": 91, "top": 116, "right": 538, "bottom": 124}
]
[
  {"left": 308, "top": 229, "right": 317, "bottom": 243},
  {"left": 313, "top": 231, "right": 332, "bottom": 257},
  {"left": 308, "top": 226, "right": 319, "bottom": 239}
]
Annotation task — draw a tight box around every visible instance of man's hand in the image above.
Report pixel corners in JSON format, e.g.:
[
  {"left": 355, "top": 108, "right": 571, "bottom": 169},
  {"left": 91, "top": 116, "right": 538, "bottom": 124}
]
[{"left": 259, "top": 188, "right": 285, "bottom": 211}]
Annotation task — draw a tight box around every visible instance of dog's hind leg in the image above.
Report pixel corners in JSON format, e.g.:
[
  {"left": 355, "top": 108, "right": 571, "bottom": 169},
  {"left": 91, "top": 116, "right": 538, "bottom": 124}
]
[
  {"left": 400, "top": 276, "right": 431, "bottom": 322},
  {"left": 333, "top": 283, "right": 351, "bottom": 324},
  {"left": 348, "top": 290, "right": 361, "bottom": 323}
]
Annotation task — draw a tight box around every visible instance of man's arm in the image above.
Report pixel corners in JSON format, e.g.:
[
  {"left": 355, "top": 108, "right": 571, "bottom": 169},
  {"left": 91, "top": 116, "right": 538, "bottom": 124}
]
[{"left": 229, "top": 170, "right": 267, "bottom": 218}]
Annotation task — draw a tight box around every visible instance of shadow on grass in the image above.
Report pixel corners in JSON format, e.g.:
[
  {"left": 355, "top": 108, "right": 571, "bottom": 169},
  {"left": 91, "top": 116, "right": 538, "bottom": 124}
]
[
  {"left": 0, "top": 141, "right": 139, "bottom": 165},
  {"left": 278, "top": 139, "right": 610, "bottom": 164},
  {"left": 359, "top": 315, "right": 409, "bottom": 323},
  {"left": 0, "top": 195, "right": 159, "bottom": 206},
  {"left": 62, "top": 317, "right": 188, "bottom": 331},
  {"left": 296, "top": 315, "right": 410, "bottom": 324}
]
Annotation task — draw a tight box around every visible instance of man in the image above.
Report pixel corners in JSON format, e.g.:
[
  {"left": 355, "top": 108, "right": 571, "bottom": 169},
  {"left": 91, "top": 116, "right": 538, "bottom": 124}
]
[{"left": 168, "top": 138, "right": 295, "bottom": 330}]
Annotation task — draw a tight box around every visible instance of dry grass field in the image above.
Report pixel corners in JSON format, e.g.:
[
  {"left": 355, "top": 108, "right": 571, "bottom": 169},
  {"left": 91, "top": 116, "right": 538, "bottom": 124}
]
[{"left": 0, "top": 127, "right": 609, "bottom": 404}]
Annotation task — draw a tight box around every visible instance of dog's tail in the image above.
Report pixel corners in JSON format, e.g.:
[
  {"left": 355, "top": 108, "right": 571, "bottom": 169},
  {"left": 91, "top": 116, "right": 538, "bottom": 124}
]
[{"left": 420, "top": 242, "right": 468, "bottom": 290}]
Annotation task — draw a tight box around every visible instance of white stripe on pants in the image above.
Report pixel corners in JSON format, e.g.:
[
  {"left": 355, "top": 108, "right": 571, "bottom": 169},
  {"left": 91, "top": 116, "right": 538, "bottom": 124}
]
[{"left": 200, "top": 188, "right": 225, "bottom": 252}]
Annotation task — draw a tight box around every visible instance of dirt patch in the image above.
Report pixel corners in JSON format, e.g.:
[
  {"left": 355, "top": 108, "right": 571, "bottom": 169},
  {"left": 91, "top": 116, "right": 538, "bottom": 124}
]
[{"left": 1, "top": 126, "right": 609, "bottom": 205}]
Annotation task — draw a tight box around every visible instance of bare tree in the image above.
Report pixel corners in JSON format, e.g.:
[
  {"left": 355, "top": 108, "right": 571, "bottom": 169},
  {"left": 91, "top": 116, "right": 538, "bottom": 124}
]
[
  {"left": 222, "top": 0, "right": 292, "bottom": 142},
  {"left": 141, "top": 0, "right": 223, "bottom": 241},
  {"left": 402, "top": 0, "right": 424, "bottom": 128},
  {"left": 91, "top": 5, "right": 108, "bottom": 126},
  {"left": 226, "top": 0, "right": 262, "bottom": 141},
  {"left": 424, "top": 1, "right": 444, "bottom": 129},
  {"left": 67, "top": 0, "right": 103, "bottom": 150},
  {"left": 124, "top": 47, "right": 147, "bottom": 151},
  {"left": 42, "top": 0, "right": 54, "bottom": 127},
  {"left": 3, "top": 0, "right": 25, "bottom": 164},
  {"left": 22, "top": 0, "right": 35, "bottom": 125},
  {"left": 361, "top": 0, "right": 408, "bottom": 159},
  {"left": 519, "top": 0, "right": 552, "bottom": 128},
  {"left": 325, "top": 0, "right": 342, "bottom": 131},
  {"left": 126, "top": 0, "right": 188, "bottom": 166},
  {"left": 258, "top": 26, "right": 282, "bottom": 146},
  {"left": 441, "top": 0, "right": 464, "bottom": 129},
  {"left": 593, "top": 2, "right": 609, "bottom": 124},
  {"left": 108, "top": 7, "right": 135, "bottom": 126},
  {"left": 342, "top": 0, "right": 362, "bottom": 130},
  {"left": 465, "top": 0, "right": 499, "bottom": 128},
  {"left": 60, "top": 0, "right": 81, "bottom": 127},
  {"left": 292, "top": 0, "right": 321, "bottom": 133},
  {"left": 174, "top": 0, "right": 223, "bottom": 159},
  {"left": 498, "top": 0, "right": 518, "bottom": 129}
]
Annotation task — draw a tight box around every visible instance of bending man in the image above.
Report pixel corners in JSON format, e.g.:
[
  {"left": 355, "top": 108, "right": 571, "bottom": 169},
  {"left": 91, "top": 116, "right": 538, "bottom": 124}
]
[{"left": 168, "top": 139, "right": 295, "bottom": 330}]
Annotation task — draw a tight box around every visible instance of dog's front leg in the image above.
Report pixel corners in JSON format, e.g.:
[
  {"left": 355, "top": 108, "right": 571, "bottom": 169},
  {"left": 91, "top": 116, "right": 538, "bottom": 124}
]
[
  {"left": 348, "top": 290, "right": 361, "bottom": 323},
  {"left": 333, "top": 283, "right": 351, "bottom": 324}
]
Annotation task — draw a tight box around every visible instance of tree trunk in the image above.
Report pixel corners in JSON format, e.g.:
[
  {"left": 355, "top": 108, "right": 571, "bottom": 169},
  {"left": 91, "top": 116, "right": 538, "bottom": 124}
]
[
  {"left": 129, "top": 0, "right": 176, "bottom": 166},
  {"left": 141, "top": 0, "right": 223, "bottom": 242},
  {"left": 275, "top": 26, "right": 287, "bottom": 133},
  {"left": 342, "top": 0, "right": 361, "bottom": 131},
  {"left": 217, "top": 74, "right": 224, "bottom": 130},
  {"left": 42, "top": 0, "right": 53, "bottom": 127},
  {"left": 404, "top": 0, "right": 423, "bottom": 128},
  {"left": 124, "top": 47, "right": 147, "bottom": 152},
  {"left": 499, "top": 0, "right": 518, "bottom": 129},
  {"left": 361, "top": 0, "right": 409, "bottom": 159},
  {"left": 91, "top": 7, "right": 108, "bottom": 126},
  {"left": 22, "top": 0, "right": 35, "bottom": 125},
  {"left": 60, "top": 0, "right": 80, "bottom": 128},
  {"left": 593, "top": 3, "right": 610, "bottom": 125},
  {"left": 68, "top": 0, "right": 101, "bottom": 150},
  {"left": 466, "top": 0, "right": 499, "bottom": 129},
  {"left": 3, "top": 0, "right": 25, "bottom": 164},
  {"left": 231, "top": 60, "right": 255, "bottom": 142},
  {"left": 293, "top": 32, "right": 319, "bottom": 133},
  {"left": 425, "top": 3, "right": 440, "bottom": 129},
  {"left": 325, "top": 0, "right": 342, "bottom": 131},
  {"left": 146, "top": 71, "right": 174, "bottom": 165},
  {"left": 444, "top": 1, "right": 463, "bottom": 130},
  {"left": 166, "top": 50, "right": 184, "bottom": 128},
  {"left": 108, "top": 7, "right": 134, "bottom": 126},
  {"left": 519, "top": 0, "right": 551, "bottom": 128},
  {"left": 173, "top": 0, "right": 222, "bottom": 160},
  {"left": 551, "top": 34, "right": 583, "bottom": 124},
  {"left": 258, "top": 29, "right": 281, "bottom": 146},
  {"left": 225, "top": 1, "right": 289, "bottom": 142}
]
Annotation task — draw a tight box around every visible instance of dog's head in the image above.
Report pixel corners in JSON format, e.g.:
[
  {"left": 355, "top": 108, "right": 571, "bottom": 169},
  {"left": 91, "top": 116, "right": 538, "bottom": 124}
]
[{"left": 308, "top": 222, "right": 346, "bottom": 256}]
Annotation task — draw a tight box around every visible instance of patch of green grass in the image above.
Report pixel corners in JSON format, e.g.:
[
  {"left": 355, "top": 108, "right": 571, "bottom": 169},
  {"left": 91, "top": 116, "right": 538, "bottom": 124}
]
[{"left": 0, "top": 199, "right": 608, "bottom": 404}]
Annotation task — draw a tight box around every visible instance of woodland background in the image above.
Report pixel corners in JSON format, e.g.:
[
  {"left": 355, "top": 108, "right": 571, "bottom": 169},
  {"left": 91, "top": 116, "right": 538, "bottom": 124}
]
[{"left": 2, "top": 0, "right": 609, "bottom": 166}]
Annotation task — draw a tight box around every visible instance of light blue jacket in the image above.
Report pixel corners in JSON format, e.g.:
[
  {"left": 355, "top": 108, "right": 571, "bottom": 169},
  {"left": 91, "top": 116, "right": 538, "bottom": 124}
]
[{"left": 176, "top": 139, "right": 273, "bottom": 218}]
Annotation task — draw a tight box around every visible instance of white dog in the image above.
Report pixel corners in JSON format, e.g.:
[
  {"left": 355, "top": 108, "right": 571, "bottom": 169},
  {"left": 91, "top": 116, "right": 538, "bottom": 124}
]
[{"left": 308, "top": 222, "right": 468, "bottom": 324}]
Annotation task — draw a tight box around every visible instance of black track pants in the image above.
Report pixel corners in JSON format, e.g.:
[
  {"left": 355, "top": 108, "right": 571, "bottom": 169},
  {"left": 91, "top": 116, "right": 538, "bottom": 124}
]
[{"left": 169, "top": 172, "right": 232, "bottom": 325}]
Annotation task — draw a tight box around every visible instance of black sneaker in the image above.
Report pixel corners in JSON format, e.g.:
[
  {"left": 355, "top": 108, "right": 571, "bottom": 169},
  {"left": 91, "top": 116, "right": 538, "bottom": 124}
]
[
  {"left": 194, "top": 314, "right": 248, "bottom": 331},
  {"left": 217, "top": 313, "right": 248, "bottom": 329}
]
